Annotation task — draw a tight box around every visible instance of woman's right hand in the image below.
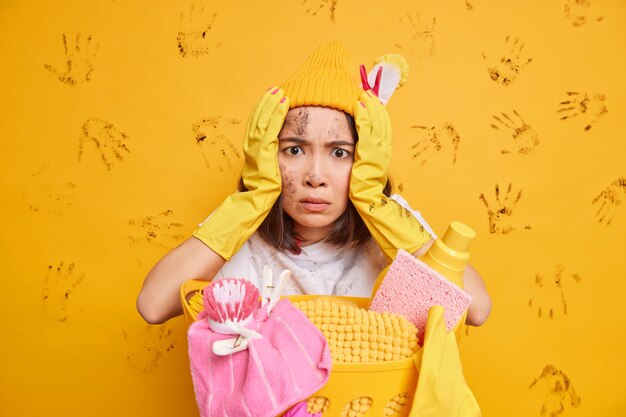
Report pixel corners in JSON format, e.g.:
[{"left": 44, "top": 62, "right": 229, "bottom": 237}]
[
  {"left": 193, "top": 87, "right": 289, "bottom": 261},
  {"left": 137, "top": 88, "right": 289, "bottom": 324},
  {"left": 241, "top": 87, "right": 289, "bottom": 193}
]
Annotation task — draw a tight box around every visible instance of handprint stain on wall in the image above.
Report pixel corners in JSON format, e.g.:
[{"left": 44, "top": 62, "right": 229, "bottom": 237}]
[
  {"left": 479, "top": 183, "right": 532, "bottom": 234},
  {"left": 557, "top": 91, "right": 607, "bottom": 131},
  {"left": 529, "top": 365, "right": 581, "bottom": 417},
  {"left": 44, "top": 33, "right": 99, "bottom": 86},
  {"left": 490, "top": 110, "right": 540, "bottom": 155},
  {"left": 78, "top": 118, "right": 130, "bottom": 171},
  {"left": 123, "top": 325, "right": 177, "bottom": 374},
  {"left": 42, "top": 261, "right": 86, "bottom": 322},
  {"left": 528, "top": 265, "right": 582, "bottom": 319},
  {"left": 482, "top": 36, "right": 532, "bottom": 86},
  {"left": 592, "top": 177, "right": 626, "bottom": 226},
  {"left": 193, "top": 116, "right": 242, "bottom": 173},
  {"left": 564, "top": 0, "right": 604, "bottom": 27},
  {"left": 395, "top": 12, "right": 436, "bottom": 59},
  {"left": 177, "top": 5, "right": 223, "bottom": 58},
  {"left": 128, "top": 209, "right": 185, "bottom": 248},
  {"left": 410, "top": 123, "right": 460, "bottom": 166},
  {"left": 464, "top": 0, "right": 497, "bottom": 11},
  {"left": 302, "top": 0, "right": 338, "bottom": 22},
  {"left": 22, "top": 164, "right": 76, "bottom": 215}
]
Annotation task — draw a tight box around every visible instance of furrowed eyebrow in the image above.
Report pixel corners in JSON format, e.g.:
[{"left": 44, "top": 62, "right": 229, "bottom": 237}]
[
  {"left": 278, "top": 137, "right": 355, "bottom": 147},
  {"left": 278, "top": 137, "right": 309, "bottom": 144},
  {"left": 327, "top": 140, "right": 355, "bottom": 148}
]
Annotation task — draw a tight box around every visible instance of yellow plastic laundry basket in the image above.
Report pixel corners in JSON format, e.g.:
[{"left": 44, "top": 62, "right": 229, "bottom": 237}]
[{"left": 180, "top": 279, "right": 422, "bottom": 416}]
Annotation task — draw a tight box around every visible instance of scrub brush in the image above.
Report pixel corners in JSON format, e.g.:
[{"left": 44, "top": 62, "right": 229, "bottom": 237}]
[{"left": 201, "top": 278, "right": 263, "bottom": 355}]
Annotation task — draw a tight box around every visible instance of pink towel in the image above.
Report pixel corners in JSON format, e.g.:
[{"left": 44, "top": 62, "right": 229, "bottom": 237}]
[{"left": 188, "top": 299, "right": 332, "bottom": 417}]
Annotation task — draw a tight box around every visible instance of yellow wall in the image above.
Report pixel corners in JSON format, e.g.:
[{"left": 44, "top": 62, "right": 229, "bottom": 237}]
[{"left": 1, "top": 0, "right": 625, "bottom": 416}]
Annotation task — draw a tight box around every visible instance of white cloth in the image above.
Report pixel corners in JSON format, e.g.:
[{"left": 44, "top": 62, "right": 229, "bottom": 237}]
[{"left": 212, "top": 195, "right": 436, "bottom": 297}]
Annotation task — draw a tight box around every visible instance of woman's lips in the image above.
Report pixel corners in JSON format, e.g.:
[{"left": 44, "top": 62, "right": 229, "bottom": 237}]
[{"left": 300, "top": 199, "right": 330, "bottom": 212}]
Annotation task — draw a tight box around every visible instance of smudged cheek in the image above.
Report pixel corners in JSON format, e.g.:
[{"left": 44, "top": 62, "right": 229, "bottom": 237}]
[{"left": 279, "top": 164, "right": 298, "bottom": 208}]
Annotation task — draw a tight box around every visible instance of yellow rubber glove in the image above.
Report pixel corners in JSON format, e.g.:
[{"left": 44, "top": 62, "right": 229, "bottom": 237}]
[
  {"left": 409, "top": 305, "right": 481, "bottom": 417},
  {"left": 350, "top": 90, "right": 431, "bottom": 262},
  {"left": 193, "top": 87, "right": 289, "bottom": 260}
]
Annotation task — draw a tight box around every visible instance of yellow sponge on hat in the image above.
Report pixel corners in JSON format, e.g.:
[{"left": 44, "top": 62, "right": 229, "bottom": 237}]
[{"left": 281, "top": 42, "right": 361, "bottom": 116}]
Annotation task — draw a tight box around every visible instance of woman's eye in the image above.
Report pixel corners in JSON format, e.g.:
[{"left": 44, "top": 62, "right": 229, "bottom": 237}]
[
  {"left": 286, "top": 146, "right": 303, "bottom": 156},
  {"left": 332, "top": 148, "right": 350, "bottom": 158}
]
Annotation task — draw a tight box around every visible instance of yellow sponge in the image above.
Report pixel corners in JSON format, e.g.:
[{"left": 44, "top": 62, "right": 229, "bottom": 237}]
[{"left": 291, "top": 297, "right": 419, "bottom": 363}]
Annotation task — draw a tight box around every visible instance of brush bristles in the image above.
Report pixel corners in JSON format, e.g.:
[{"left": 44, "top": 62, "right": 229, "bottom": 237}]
[{"left": 203, "top": 278, "right": 260, "bottom": 324}]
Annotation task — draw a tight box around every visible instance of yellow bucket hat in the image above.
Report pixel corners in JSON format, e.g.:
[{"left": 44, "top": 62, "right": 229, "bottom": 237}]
[{"left": 281, "top": 42, "right": 361, "bottom": 116}]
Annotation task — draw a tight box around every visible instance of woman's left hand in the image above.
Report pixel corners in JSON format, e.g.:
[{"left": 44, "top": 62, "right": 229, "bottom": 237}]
[{"left": 349, "top": 90, "right": 432, "bottom": 262}]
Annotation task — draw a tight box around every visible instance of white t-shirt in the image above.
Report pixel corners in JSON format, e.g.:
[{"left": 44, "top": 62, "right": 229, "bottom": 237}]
[
  {"left": 212, "top": 194, "right": 437, "bottom": 297},
  {"left": 214, "top": 233, "right": 387, "bottom": 297}
]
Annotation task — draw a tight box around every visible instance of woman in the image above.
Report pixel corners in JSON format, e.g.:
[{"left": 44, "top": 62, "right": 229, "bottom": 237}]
[{"left": 136, "top": 43, "right": 492, "bottom": 326}]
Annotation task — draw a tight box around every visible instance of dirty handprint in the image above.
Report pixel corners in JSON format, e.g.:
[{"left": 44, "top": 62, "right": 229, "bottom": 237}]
[
  {"left": 42, "top": 261, "right": 86, "bottom": 322},
  {"left": 193, "top": 116, "right": 242, "bottom": 173},
  {"left": 44, "top": 33, "right": 99, "bottom": 86},
  {"left": 22, "top": 164, "right": 76, "bottom": 215},
  {"left": 482, "top": 35, "right": 532, "bottom": 86},
  {"left": 177, "top": 5, "right": 223, "bottom": 58},
  {"left": 302, "top": 0, "right": 338, "bottom": 22},
  {"left": 395, "top": 11, "right": 436, "bottom": 59},
  {"left": 529, "top": 365, "right": 581, "bottom": 417},
  {"left": 78, "top": 118, "right": 130, "bottom": 170},
  {"left": 479, "top": 183, "right": 531, "bottom": 234},
  {"left": 557, "top": 91, "right": 607, "bottom": 131},
  {"left": 528, "top": 265, "right": 582, "bottom": 319},
  {"left": 490, "top": 110, "right": 540, "bottom": 155},
  {"left": 123, "top": 324, "right": 177, "bottom": 373},
  {"left": 410, "top": 123, "right": 460, "bottom": 166},
  {"left": 128, "top": 209, "right": 185, "bottom": 248},
  {"left": 564, "top": 0, "right": 604, "bottom": 27},
  {"left": 592, "top": 177, "right": 626, "bottom": 226}
]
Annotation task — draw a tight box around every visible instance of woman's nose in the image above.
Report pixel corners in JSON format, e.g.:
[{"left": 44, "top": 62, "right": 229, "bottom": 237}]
[
  {"left": 304, "top": 157, "right": 327, "bottom": 187},
  {"left": 305, "top": 173, "right": 326, "bottom": 187}
]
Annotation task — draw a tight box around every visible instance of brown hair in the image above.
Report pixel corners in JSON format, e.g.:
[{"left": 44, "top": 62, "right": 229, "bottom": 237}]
[{"left": 238, "top": 112, "right": 393, "bottom": 254}]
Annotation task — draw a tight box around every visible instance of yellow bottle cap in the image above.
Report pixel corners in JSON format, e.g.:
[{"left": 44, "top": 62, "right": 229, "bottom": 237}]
[{"left": 428, "top": 221, "right": 476, "bottom": 271}]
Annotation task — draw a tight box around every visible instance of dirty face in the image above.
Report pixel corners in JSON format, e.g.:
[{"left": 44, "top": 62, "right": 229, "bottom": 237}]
[{"left": 278, "top": 106, "right": 356, "bottom": 244}]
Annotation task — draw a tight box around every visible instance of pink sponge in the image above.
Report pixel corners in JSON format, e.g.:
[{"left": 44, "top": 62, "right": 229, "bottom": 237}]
[{"left": 369, "top": 249, "right": 472, "bottom": 344}]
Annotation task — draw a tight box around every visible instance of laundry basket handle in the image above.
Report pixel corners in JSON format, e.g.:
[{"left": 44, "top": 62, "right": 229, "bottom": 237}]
[{"left": 180, "top": 278, "right": 211, "bottom": 324}]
